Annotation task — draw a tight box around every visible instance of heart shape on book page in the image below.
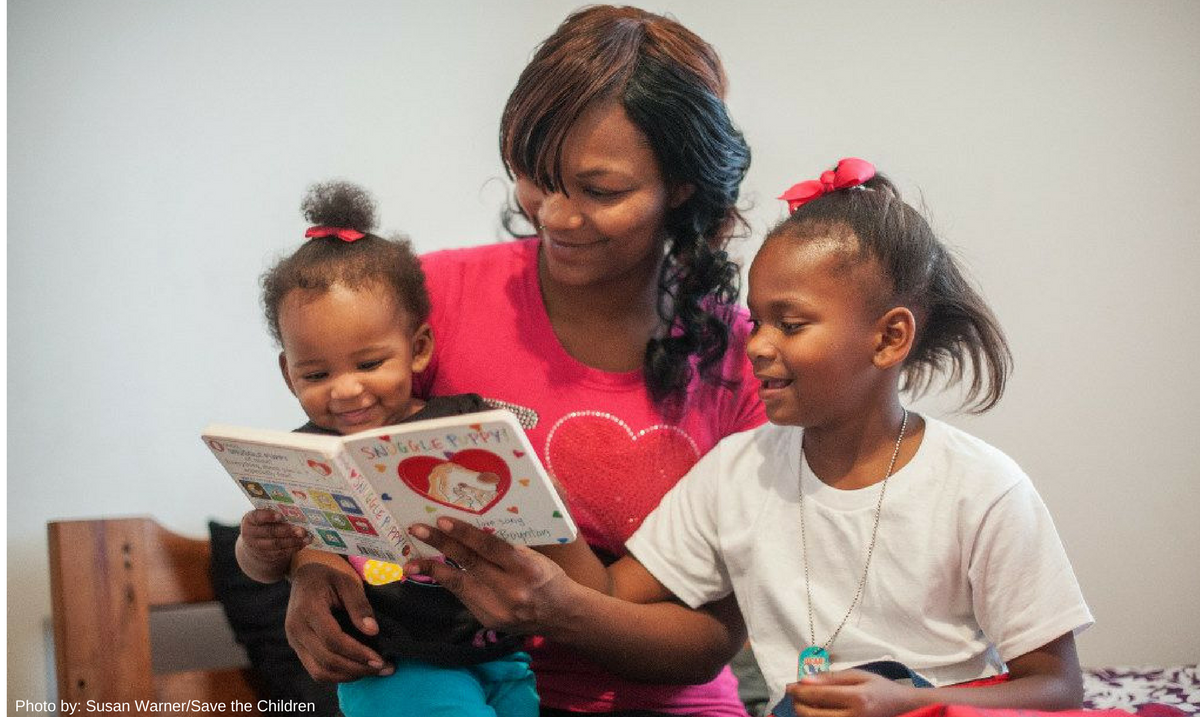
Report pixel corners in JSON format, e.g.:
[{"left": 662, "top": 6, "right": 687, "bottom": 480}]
[{"left": 396, "top": 449, "right": 511, "bottom": 515}]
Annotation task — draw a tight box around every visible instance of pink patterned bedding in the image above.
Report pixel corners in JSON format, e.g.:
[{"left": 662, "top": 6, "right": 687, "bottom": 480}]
[{"left": 1084, "top": 666, "right": 1199, "bottom": 714}]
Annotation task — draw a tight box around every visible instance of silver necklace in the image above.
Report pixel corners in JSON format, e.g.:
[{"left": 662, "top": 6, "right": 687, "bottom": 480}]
[{"left": 797, "top": 409, "right": 908, "bottom": 677}]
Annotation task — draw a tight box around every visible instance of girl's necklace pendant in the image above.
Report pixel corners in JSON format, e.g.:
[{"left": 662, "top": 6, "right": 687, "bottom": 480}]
[{"left": 798, "top": 645, "right": 831, "bottom": 677}]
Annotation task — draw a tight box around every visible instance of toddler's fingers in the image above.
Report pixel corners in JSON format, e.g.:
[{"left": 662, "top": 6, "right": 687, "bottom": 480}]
[
  {"left": 244, "top": 508, "right": 285, "bottom": 526},
  {"left": 243, "top": 527, "right": 310, "bottom": 562},
  {"left": 266, "top": 531, "right": 313, "bottom": 553},
  {"left": 247, "top": 520, "right": 308, "bottom": 544}
]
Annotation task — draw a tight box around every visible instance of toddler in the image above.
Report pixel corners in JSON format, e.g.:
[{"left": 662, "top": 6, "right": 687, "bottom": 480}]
[{"left": 235, "top": 181, "right": 537, "bottom": 717}]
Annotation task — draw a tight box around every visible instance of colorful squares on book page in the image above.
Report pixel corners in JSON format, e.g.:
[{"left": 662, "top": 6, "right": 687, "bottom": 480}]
[
  {"left": 260, "top": 483, "right": 293, "bottom": 503},
  {"left": 348, "top": 516, "right": 377, "bottom": 535},
  {"left": 303, "top": 508, "right": 331, "bottom": 527},
  {"left": 325, "top": 513, "right": 353, "bottom": 531},
  {"left": 240, "top": 480, "right": 268, "bottom": 499},
  {"left": 316, "top": 529, "right": 347, "bottom": 549},
  {"left": 310, "top": 491, "right": 340, "bottom": 512},
  {"left": 333, "top": 494, "right": 362, "bottom": 514}
]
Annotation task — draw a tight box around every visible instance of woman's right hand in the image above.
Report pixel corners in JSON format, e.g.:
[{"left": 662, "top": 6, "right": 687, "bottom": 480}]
[
  {"left": 284, "top": 549, "right": 394, "bottom": 682},
  {"left": 404, "top": 517, "right": 748, "bottom": 684},
  {"left": 403, "top": 517, "right": 578, "bottom": 635}
]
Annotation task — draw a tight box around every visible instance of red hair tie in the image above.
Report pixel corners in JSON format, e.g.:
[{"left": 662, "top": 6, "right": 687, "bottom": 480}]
[
  {"left": 304, "top": 225, "right": 366, "bottom": 242},
  {"left": 778, "top": 158, "right": 876, "bottom": 213}
]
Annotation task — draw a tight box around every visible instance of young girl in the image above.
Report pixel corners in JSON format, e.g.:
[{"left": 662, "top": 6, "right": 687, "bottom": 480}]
[
  {"left": 235, "top": 180, "right": 538, "bottom": 717},
  {"left": 403, "top": 159, "right": 1093, "bottom": 717}
]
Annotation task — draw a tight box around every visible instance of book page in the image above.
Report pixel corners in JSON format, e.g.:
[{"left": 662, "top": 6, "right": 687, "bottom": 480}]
[
  {"left": 203, "top": 431, "right": 413, "bottom": 563},
  {"left": 340, "top": 410, "right": 577, "bottom": 552}
]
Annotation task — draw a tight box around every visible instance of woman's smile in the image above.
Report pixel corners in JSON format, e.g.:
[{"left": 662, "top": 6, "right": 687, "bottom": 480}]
[{"left": 544, "top": 234, "right": 609, "bottom": 254}]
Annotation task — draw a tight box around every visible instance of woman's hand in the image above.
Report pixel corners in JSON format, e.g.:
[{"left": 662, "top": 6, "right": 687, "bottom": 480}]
[
  {"left": 404, "top": 517, "right": 748, "bottom": 684},
  {"left": 787, "top": 670, "right": 917, "bottom": 717},
  {"left": 284, "top": 550, "right": 393, "bottom": 682},
  {"left": 403, "top": 517, "right": 578, "bottom": 634}
]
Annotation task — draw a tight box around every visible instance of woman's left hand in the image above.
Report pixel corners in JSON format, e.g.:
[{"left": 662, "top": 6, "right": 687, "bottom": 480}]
[
  {"left": 403, "top": 516, "right": 578, "bottom": 634},
  {"left": 787, "top": 669, "right": 917, "bottom": 717}
]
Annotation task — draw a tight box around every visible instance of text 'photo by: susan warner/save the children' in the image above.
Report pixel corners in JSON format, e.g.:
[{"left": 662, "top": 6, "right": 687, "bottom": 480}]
[{"left": 15, "top": 700, "right": 317, "bottom": 714}]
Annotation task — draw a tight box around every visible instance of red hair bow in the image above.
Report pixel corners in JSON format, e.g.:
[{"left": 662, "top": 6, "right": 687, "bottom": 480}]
[
  {"left": 777, "top": 158, "right": 876, "bottom": 212},
  {"left": 304, "top": 225, "right": 366, "bottom": 242}
]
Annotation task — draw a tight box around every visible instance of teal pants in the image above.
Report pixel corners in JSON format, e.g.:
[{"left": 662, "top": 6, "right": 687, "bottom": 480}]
[{"left": 338, "top": 652, "right": 538, "bottom": 717}]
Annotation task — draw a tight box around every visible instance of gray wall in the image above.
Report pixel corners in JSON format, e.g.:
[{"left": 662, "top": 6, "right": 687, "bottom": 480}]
[{"left": 9, "top": 0, "right": 1200, "bottom": 704}]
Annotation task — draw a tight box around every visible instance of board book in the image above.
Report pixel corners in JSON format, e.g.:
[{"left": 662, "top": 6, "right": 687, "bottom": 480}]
[{"left": 202, "top": 409, "right": 577, "bottom": 563}]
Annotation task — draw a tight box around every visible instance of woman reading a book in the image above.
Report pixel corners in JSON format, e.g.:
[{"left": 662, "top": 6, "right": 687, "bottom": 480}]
[{"left": 283, "top": 7, "right": 766, "bottom": 715}]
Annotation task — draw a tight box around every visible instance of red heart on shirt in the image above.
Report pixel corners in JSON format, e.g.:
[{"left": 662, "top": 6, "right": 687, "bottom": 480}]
[
  {"left": 545, "top": 413, "right": 699, "bottom": 546},
  {"left": 396, "top": 449, "right": 511, "bottom": 515}
]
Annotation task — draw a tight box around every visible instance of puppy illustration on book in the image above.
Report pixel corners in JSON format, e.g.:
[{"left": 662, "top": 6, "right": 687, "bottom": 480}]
[
  {"left": 397, "top": 450, "right": 512, "bottom": 515},
  {"left": 428, "top": 463, "right": 501, "bottom": 511}
]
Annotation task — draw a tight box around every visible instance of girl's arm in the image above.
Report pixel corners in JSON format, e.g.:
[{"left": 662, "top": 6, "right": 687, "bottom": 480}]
[
  {"left": 409, "top": 517, "right": 746, "bottom": 684},
  {"left": 787, "top": 632, "right": 1083, "bottom": 717},
  {"left": 532, "top": 537, "right": 677, "bottom": 604}
]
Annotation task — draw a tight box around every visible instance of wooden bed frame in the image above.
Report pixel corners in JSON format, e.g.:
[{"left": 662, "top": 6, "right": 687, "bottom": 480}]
[{"left": 48, "top": 516, "right": 261, "bottom": 713}]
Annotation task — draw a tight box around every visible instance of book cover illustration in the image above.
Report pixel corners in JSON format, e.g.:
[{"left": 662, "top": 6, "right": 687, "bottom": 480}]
[
  {"left": 340, "top": 412, "right": 576, "bottom": 551},
  {"left": 204, "top": 410, "right": 576, "bottom": 563}
]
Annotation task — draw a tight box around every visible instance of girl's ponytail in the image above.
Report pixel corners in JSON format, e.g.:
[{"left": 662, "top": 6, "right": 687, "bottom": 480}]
[
  {"left": 904, "top": 243, "right": 1011, "bottom": 413},
  {"left": 769, "top": 162, "right": 1012, "bottom": 413}
]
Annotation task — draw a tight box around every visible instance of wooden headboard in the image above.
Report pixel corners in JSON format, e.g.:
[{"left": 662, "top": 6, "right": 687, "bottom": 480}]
[{"left": 48, "top": 516, "right": 260, "bottom": 713}]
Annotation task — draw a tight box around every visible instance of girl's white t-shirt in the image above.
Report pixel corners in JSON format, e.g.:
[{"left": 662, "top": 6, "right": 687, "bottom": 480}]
[{"left": 627, "top": 417, "right": 1093, "bottom": 708}]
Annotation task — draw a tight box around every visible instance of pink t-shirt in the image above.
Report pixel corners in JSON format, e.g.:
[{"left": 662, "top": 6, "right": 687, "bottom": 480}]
[{"left": 416, "top": 238, "right": 765, "bottom": 716}]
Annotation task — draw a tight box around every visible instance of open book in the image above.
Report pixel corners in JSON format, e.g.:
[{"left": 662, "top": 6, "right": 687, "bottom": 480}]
[{"left": 203, "top": 409, "right": 577, "bottom": 563}]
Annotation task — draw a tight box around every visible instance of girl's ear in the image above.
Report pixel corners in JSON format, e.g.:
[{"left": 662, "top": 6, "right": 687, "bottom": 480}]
[
  {"left": 873, "top": 307, "right": 916, "bottom": 370},
  {"left": 410, "top": 322, "right": 435, "bottom": 373},
  {"left": 278, "top": 352, "right": 298, "bottom": 396},
  {"left": 668, "top": 182, "right": 696, "bottom": 209}
]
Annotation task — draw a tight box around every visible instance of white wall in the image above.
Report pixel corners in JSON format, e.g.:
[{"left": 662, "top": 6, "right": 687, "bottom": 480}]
[{"left": 9, "top": 0, "right": 1199, "bottom": 704}]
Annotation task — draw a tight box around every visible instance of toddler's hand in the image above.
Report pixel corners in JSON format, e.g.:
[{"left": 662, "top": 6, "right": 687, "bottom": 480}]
[{"left": 240, "top": 508, "right": 310, "bottom": 563}]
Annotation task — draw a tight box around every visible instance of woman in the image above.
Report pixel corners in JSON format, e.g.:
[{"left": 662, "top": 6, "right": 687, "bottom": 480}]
[{"left": 284, "top": 7, "right": 764, "bottom": 715}]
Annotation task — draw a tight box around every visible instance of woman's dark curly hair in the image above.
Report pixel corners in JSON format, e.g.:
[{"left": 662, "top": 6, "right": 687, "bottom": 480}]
[
  {"left": 766, "top": 168, "right": 1012, "bottom": 413},
  {"left": 261, "top": 181, "right": 430, "bottom": 345},
  {"left": 500, "top": 5, "right": 751, "bottom": 406}
]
